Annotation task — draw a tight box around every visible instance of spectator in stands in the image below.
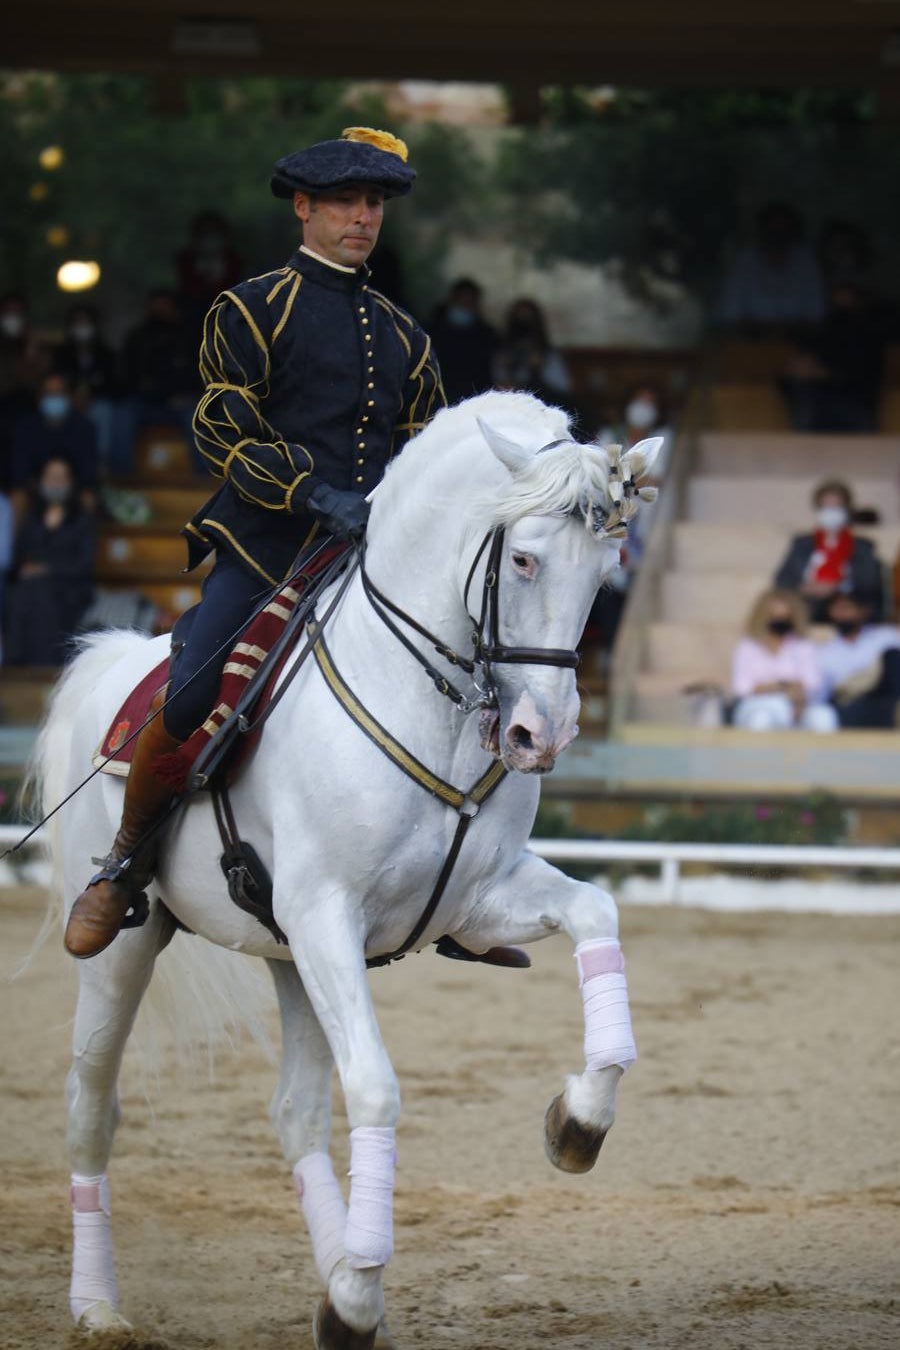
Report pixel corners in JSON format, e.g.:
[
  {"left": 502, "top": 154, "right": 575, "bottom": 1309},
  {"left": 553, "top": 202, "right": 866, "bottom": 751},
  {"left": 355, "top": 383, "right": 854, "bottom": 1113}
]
[
  {"left": 9, "top": 372, "right": 99, "bottom": 518},
  {"left": 0, "top": 290, "right": 49, "bottom": 489},
  {"left": 730, "top": 588, "right": 837, "bottom": 732},
  {"left": 815, "top": 591, "right": 900, "bottom": 729},
  {"left": 4, "top": 456, "right": 95, "bottom": 666},
  {"left": 817, "top": 218, "right": 874, "bottom": 290},
  {"left": 780, "top": 280, "right": 887, "bottom": 433},
  {"left": 774, "top": 479, "right": 884, "bottom": 621},
  {"left": 494, "top": 298, "right": 573, "bottom": 404},
  {"left": 430, "top": 278, "right": 498, "bottom": 406},
  {"left": 120, "top": 288, "right": 200, "bottom": 471},
  {"left": 718, "top": 201, "right": 824, "bottom": 332},
  {"left": 599, "top": 382, "right": 672, "bottom": 481},
  {"left": 53, "top": 302, "right": 124, "bottom": 474},
  {"left": 175, "top": 210, "right": 244, "bottom": 334}
]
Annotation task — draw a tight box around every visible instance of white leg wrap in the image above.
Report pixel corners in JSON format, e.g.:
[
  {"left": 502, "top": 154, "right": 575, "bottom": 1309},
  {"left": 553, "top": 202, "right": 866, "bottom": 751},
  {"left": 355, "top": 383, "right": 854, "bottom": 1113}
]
[
  {"left": 293, "top": 1152, "right": 348, "bottom": 1285},
  {"left": 344, "top": 1126, "right": 396, "bottom": 1271},
  {"left": 70, "top": 1173, "right": 118, "bottom": 1322},
  {"left": 575, "top": 939, "right": 637, "bottom": 1072}
]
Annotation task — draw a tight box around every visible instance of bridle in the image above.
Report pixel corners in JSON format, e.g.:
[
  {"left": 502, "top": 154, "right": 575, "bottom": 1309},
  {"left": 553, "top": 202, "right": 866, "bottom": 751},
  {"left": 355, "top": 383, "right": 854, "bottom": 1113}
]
[{"left": 359, "top": 521, "right": 580, "bottom": 718}]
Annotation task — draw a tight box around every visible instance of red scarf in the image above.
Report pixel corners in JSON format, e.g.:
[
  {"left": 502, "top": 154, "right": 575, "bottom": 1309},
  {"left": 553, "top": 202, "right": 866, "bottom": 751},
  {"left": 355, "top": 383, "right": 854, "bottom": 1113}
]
[{"left": 810, "top": 529, "right": 853, "bottom": 586}]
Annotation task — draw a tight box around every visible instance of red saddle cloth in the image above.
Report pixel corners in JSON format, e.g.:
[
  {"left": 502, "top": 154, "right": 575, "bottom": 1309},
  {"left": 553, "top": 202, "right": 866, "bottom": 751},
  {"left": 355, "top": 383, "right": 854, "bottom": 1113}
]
[{"left": 94, "top": 544, "right": 346, "bottom": 786}]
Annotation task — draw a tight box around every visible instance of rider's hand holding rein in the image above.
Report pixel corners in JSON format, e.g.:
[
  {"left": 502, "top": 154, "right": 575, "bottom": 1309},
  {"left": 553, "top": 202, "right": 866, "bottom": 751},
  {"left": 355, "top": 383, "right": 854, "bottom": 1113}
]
[{"left": 306, "top": 483, "right": 371, "bottom": 541}]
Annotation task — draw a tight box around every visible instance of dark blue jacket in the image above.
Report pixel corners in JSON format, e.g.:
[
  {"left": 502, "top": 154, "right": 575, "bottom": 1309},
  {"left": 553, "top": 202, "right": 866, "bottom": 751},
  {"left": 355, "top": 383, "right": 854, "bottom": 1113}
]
[{"left": 186, "top": 247, "right": 445, "bottom": 584}]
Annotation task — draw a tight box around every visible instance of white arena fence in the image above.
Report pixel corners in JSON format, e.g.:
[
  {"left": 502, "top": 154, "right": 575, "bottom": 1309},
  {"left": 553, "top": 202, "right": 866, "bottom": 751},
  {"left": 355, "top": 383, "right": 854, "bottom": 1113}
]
[{"left": 3, "top": 824, "right": 900, "bottom": 907}]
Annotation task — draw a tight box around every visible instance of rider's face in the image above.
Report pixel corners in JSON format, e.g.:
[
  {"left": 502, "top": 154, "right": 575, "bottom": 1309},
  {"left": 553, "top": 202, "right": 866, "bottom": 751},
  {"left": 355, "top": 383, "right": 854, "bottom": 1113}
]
[{"left": 293, "top": 185, "right": 385, "bottom": 268}]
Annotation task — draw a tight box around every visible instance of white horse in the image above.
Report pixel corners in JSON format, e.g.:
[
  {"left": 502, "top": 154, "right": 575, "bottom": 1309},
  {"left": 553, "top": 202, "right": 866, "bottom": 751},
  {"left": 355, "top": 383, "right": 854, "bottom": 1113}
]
[{"left": 33, "top": 390, "right": 660, "bottom": 1348}]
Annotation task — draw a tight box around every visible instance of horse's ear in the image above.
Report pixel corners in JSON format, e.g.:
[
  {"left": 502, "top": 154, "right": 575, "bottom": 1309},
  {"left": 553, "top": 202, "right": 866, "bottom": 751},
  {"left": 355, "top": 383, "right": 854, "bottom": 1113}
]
[
  {"left": 477, "top": 418, "right": 532, "bottom": 476},
  {"left": 622, "top": 435, "right": 665, "bottom": 480}
]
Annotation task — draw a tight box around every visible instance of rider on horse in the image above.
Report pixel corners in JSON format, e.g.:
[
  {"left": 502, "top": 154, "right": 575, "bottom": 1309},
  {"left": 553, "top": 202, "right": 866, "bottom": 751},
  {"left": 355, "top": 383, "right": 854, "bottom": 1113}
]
[{"left": 64, "top": 126, "right": 445, "bottom": 959}]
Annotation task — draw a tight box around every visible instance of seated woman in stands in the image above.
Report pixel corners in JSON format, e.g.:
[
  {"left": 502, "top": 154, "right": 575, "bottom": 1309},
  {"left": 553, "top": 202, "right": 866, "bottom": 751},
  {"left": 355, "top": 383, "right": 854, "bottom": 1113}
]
[
  {"left": 774, "top": 478, "right": 884, "bottom": 622},
  {"left": 730, "top": 588, "right": 837, "bottom": 732},
  {"left": 4, "top": 455, "right": 95, "bottom": 666}
]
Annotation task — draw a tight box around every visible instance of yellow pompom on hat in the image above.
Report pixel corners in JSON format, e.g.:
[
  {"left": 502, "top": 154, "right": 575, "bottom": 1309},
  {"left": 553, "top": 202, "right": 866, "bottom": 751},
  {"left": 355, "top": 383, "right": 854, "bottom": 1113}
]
[
  {"left": 341, "top": 127, "right": 409, "bottom": 163},
  {"left": 271, "top": 126, "right": 415, "bottom": 200}
]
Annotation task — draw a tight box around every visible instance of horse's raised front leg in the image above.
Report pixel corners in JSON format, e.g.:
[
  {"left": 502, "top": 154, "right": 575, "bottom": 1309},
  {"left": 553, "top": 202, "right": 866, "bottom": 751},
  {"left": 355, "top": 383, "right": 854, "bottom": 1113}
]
[
  {"left": 277, "top": 896, "right": 400, "bottom": 1350},
  {"left": 66, "top": 906, "right": 175, "bottom": 1331},
  {"left": 447, "top": 851, "right": 637, "bottom": 1173}
]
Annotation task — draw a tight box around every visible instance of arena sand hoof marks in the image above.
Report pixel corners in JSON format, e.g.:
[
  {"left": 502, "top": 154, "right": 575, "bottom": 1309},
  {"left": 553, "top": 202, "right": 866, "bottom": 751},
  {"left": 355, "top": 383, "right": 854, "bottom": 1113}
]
[
  {"left": 543, "top": 1091, "right": 607, "bottom": 1174},
  {"left": 314, "top": 1297, "right": 378, "bottom": 1350}
]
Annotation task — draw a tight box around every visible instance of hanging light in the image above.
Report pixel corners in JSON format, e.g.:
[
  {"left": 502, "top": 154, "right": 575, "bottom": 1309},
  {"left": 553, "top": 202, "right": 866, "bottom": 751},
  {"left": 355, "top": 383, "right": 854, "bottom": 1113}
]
[
  {"left": 39, "top": 145, "right": 65, "bottom": 171},
  {"left": 46, "top": 224, "right": 70, "bottom": 248},
  {"left": 29, "top": 182, "right": 49, "bottom": 201},
  {"left": 57, "top": 260, "right": 101, "bottom": 292}
]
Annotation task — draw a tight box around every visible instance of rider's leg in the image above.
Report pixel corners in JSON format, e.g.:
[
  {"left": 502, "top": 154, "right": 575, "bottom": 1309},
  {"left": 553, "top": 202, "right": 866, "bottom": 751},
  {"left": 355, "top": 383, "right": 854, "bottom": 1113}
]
[{"left": 64, "top": 555, "right": 270, "bottom": 959}]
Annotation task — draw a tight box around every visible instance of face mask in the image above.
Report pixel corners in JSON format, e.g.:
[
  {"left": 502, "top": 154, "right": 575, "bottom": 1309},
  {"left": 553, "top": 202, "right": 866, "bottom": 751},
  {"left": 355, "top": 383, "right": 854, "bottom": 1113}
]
[
  {"left": 626, "top": 398, "right": 659, "bottom": 430},
  {"left": 834, "top": 619, "right": 862, "bottom": 637},
  {"left": 767, "top": 619, "right": 794, "bottom": 637},
  {"left": 40, "top": 394, "right": 70, "bottom": 421},
  {"left": 70, "top": 322, "right": 95, "bottom": 343},
  {"left": 1, "top": 312, "right": 24, "bottom": 338},
  {"left": 816, "top": 506, "right": 848, "bottom": 532},
  {"left": 446, "top": 305, "right": 475, "bottom": 327},
  {"left": 41, "top": 483, "right": 71, "bottom": 504}
]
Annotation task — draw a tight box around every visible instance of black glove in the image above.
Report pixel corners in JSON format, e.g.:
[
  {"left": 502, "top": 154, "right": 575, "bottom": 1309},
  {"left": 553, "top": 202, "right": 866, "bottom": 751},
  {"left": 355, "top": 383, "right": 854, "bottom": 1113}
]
[{"left": 305, "top": 484, "right": 371, "bottom": 541}]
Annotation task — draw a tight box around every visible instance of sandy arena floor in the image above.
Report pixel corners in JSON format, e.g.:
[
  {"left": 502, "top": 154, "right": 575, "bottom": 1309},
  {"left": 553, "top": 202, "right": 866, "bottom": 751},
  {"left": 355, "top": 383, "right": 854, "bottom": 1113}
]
[{"left": 1, "top": 886, "right": 898, "bottom": 1349}]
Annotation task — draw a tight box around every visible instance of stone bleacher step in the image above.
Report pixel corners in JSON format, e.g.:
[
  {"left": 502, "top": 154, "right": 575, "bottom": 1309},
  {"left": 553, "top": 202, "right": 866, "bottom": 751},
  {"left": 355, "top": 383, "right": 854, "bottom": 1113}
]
[
  {"left": 0, "top": 668, "right": 57, "bottom": 726},
  {"left": 698, "top": 431, "right": 900, "bottom": 476},
  {"left": 687, "top": 475, "right": 899, "bottom": 526},
  {"left": 660, "top": 570, "right": 769, "bottom": 625},
  {"left": 672, "top": 522, "right": 900, "bottom": 573},
  {"left": 646, "top": 620, "right": 739, "bottom": 678},
  {"left": 96, "top": 531, "right": 204, "bottom": 583}
]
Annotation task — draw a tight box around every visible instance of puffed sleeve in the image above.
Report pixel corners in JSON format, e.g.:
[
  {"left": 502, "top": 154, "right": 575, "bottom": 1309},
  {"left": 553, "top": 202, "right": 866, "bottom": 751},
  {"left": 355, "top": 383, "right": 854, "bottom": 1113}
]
[
  {"left": 192, "top": 292, "right": 315, "bottom": 512},
  {"left": 392, "top": 325, "right": 446, "bottom": 452}
]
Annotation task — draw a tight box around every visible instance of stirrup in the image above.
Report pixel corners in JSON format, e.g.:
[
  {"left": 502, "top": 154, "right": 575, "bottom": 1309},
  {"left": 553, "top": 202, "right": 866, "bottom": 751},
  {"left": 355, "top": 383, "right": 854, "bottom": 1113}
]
[{"left": 88, "top": 855, "right": 151, "bottom": 930}]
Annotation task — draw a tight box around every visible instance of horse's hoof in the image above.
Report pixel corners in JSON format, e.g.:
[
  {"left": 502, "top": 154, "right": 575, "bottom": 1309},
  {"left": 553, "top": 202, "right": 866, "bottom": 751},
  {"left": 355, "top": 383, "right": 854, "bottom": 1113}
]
[
  {"left": 314, "top": 1296, "right": 377, "bottom": 1350},
  {"left": 374, "top": 1317, "right": 396, "bottom": 1349},
  {"left": 544, "top": 1091, "right": 606, "bottom": 1173},
  {"left": 75, "top": 1300, "right": 133, "bottom": 1334}
]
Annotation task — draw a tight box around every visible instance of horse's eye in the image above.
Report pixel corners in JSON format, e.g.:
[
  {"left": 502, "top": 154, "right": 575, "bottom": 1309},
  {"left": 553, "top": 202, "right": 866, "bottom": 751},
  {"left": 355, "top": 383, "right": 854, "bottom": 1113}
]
[{"left": 512, "top": 553, "right": 529, "bottom": 569}]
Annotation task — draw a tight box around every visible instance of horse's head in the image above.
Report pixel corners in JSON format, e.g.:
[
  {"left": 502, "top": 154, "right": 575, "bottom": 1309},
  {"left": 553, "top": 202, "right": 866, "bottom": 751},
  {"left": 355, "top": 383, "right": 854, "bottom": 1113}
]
[{"left": 476, "top": 419, "right": 663, "bottom": 774}]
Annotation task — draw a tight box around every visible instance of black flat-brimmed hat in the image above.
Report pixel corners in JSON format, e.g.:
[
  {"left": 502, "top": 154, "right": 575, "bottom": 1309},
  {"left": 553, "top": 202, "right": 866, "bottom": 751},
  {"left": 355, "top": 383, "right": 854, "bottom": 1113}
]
[{"left": 271, "top": 127, "right": 415, "bottom": 200}]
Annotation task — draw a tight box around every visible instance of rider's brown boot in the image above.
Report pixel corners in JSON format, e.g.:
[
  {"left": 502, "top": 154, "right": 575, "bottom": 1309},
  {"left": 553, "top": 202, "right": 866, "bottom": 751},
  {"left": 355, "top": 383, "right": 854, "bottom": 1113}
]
[{"left": 64, "top": 691, "right": 182, "bottom": 960}]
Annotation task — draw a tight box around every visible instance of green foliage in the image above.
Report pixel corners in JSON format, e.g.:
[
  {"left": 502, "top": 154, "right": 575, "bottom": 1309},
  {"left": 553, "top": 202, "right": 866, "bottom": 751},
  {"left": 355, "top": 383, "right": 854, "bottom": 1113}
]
[
  {"left": 497, "top": 87, "right": 895, "bottom": 306},
  {"left": 0, "top": 74, "right": 386, "bottom": 318}
]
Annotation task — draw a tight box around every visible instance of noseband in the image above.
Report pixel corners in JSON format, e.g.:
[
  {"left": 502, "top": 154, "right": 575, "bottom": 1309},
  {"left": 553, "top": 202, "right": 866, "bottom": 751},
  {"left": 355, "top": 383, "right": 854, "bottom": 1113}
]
[{"left": 359, "top": 524, "right": 580, "bottom": 715}]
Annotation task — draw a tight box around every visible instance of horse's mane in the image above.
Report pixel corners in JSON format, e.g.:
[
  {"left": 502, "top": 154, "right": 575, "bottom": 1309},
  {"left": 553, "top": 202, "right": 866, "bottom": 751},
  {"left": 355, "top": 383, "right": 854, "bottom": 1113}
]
[{"left": 375, "top": 390, "right": 651, "bottom": 535}]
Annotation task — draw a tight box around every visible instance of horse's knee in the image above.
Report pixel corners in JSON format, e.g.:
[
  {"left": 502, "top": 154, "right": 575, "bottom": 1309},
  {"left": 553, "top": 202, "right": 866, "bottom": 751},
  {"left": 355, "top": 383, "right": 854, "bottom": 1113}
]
[{"left": 564, "top": 882, "right": 619, "bottom": 945}]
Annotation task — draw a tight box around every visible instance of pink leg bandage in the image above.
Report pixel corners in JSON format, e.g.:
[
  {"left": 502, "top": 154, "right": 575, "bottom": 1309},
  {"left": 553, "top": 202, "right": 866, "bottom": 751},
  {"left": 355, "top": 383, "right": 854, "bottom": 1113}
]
[
  {"left": 575, "top": 939, "right": 637, "bottom": 1072},
  {"left": 293, "top": 1152, "right": 348, "bottom": 1285},
  {"left": 70, "top": 1173, "right": 118, "bottom": 1322},
  {"left": 344, "top": 1126, "right": 396, "bottom": 1270}
]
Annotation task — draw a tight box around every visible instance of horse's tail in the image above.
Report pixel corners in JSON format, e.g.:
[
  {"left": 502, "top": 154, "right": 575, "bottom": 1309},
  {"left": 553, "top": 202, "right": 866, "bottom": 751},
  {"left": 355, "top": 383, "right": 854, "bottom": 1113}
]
[
  {"left": 21, "top": 629, "right": 277, "bottom": 1068},
  {"left": 21, "top": 629, "right": 151, "bottom": 946}
]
